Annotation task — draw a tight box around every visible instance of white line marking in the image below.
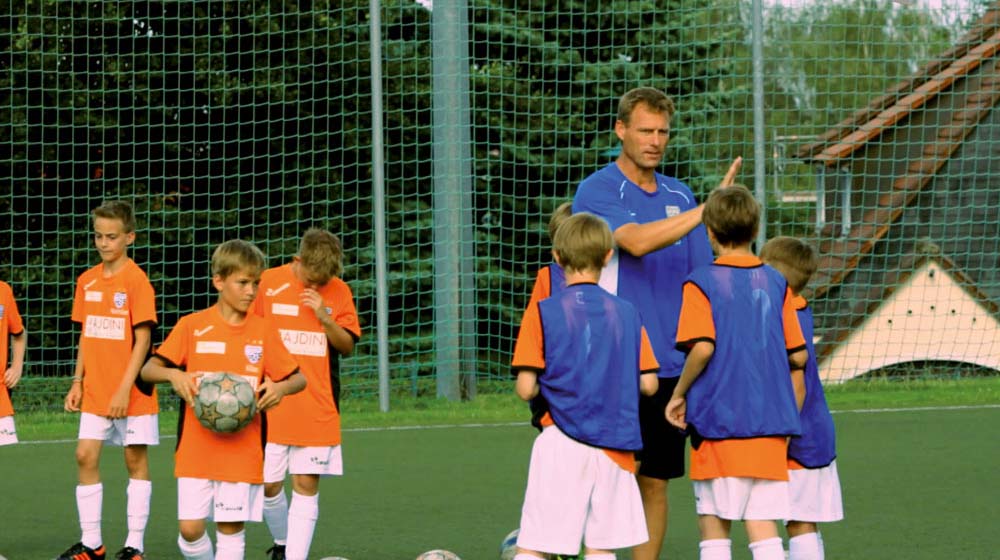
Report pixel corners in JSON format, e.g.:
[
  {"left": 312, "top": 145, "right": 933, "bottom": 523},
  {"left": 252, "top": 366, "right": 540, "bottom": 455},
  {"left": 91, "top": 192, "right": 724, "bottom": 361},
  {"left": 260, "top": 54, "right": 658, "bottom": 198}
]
[{"left": 15, "top": 404, "right": 999, "bottom": 445}]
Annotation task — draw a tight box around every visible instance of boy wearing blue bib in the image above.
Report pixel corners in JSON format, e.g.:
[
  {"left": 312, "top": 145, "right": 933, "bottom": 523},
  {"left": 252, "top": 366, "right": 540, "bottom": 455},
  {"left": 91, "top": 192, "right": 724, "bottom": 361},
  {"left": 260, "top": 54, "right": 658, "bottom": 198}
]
[
  {"left": 511, "top": 212, "right": 660, "bottom": 560},
  {"left": 666, "top": 186, "right": 808, "bottom": 560},
  {"left": 761, "top": 236, "right": 843, "bottom": 560}
]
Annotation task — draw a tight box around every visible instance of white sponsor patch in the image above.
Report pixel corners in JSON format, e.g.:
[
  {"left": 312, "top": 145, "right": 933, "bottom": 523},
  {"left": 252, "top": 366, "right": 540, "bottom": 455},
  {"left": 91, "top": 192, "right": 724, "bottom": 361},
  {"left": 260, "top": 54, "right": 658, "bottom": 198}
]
[
  {"left": 195, "top": 340, "right": 226, "bottom": 354},
  {"left": 271, "top": 303, "right": 300, "bottom": 317},
  {"left": 279, "top": 328, "right": 328, "bottom": 357},
  {"left": 85, "top": 290, "right": 103, "bottom": 302},
  {"left": 84, "top": 315, "right": 126, "bottom": 340},
  {"left": 665, "top": 205, "right": 681, "bottom": 218}
]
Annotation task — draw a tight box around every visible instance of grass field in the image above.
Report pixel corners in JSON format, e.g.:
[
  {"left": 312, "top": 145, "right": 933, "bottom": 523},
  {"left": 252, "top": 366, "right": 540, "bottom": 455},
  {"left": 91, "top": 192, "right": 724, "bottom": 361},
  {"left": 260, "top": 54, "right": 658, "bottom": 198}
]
[{"left": 1, "top": 378, "right": 998, "bottom": 559}]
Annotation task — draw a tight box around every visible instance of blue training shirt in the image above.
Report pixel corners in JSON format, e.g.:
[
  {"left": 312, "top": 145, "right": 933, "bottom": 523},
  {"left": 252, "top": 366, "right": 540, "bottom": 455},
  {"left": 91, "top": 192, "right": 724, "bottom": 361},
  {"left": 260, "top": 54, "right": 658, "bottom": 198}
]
[
  {"left": 537, "top": 283, "right": 646, "bottom": 451},
  {"left": 789, "top": 303, "right": 838, "bottom": 468},
  {"left": 573, "top": 162, "right": 713, "bottom": 377}
]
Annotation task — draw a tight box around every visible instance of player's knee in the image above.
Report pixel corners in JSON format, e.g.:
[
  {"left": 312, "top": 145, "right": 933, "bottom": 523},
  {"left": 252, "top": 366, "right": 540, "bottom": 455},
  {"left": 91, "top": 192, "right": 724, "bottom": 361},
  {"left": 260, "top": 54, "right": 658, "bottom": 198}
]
[
  {"left": 178, "top": 520, "right": 206, "bottom": 542},
  {"left": 75, "top": 446, "right": 99, "bottom": 469},
  {"left": 123, "top": 446, "right": 149, "bottom": 476},
  {"left": 263, "top": 481, "right": 284, "bottom": 497}
]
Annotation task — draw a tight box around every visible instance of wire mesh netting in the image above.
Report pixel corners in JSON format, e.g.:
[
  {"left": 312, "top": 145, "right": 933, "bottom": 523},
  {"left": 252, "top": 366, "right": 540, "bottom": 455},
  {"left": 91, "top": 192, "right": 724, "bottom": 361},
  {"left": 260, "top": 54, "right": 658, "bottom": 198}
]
[{"left": 2, "top": 0, "right": 997, "bottom": 411}]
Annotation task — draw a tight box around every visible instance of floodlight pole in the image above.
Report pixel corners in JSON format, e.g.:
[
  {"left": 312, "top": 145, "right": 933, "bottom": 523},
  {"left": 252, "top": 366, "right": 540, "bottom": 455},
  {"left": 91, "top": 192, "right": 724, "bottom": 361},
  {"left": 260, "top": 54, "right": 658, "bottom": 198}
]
[{"left": 751, "top": 0, "right": 767, "bottom": 249}]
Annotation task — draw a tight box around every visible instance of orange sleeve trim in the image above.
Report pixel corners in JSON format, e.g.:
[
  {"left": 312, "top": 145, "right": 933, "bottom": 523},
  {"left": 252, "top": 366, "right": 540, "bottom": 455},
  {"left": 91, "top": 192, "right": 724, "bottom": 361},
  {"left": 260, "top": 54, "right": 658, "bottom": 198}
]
[{"left": 676, "top": 282, "right": 715, "bottom": 347}]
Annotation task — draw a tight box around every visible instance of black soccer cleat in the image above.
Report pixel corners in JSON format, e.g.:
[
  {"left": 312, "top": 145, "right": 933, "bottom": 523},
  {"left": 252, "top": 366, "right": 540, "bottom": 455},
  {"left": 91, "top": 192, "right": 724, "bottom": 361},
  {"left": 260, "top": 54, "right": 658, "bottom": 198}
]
[
  {"left": 56, "top": 542, "right": 107, "bottom": 560},
  {"left": 266, "top": 544, "right": 286, "bottom": 560},
  {"left": 113, "top": 546, "right": 144, "bottom": 560}
]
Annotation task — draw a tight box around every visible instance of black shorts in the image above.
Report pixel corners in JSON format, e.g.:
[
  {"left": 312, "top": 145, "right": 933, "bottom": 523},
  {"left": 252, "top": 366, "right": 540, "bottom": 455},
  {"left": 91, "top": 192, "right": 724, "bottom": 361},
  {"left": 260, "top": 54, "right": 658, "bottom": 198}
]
[{"left": 637, "top": 376, "right": 687, "bottom": 480}]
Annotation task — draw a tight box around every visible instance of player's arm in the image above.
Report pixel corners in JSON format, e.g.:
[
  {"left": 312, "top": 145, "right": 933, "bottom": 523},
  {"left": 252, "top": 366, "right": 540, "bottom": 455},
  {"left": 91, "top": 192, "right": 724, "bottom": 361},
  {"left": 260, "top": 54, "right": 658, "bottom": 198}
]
[
  {"left": 614, "top": 157, "right": 742, "bottom": 257},
  {"left": 64, "top": 335, "right": 86, "bottom": 412},
  {"left": 791, "top": 368, "right": 806, "bottom": 412},
  {"left": 665, "top": 341, "right": 714, "bottom": 430},
  {"left": 515, "top": 370, "right": 539, "bottom": 401},
  {"left": 257, "top": 370, "right": 306, "bottom": 411},
  {"left": 107, "top": 323, "right": 153, "bottom": 418},
  {"left": 302, "top": 288, "right": 355, "bottom": 356},
  {"left": 639, "top": 372, "right": 658, "bottom": 397},
  {"left": 140, "top": 355, "right": 198, "bottom": 407},
  {"left": 4, "top": 329, "right": 25, "bottom": 389}
]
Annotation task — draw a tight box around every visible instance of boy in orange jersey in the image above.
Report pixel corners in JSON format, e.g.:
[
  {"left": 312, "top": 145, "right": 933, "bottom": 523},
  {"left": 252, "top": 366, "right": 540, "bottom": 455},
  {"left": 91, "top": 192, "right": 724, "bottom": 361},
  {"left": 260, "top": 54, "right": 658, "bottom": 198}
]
[
  {"left": 511, "top": 212, "right": 660, "bottom": 559},
  {"left": 0, "top": 278, "right": 26, "bottom": 446},
  {"left": 666, "top": 186, "right": 808, "bottom": 560},
  {"left": 760, "top": 237, "right": 843, "bottom": 560},
  {"left": 60, "top": 200, "right": 159, "bottom": 560},
  {"left": 253, "top": 228, "right": 362, "bottom": 560},
  {"left": 141, "top": 239, "right": 306, "bottom": 560}
]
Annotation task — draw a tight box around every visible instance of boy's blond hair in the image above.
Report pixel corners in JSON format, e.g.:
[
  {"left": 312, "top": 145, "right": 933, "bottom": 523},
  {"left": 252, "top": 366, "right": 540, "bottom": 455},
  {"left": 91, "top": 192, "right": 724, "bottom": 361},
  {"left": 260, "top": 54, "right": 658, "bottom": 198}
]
[
  {"left": 211, "top": 239, "right": 266, "bottom": 279},
  {"left": 702, "top": 184, "right": 760, "bottom": 247},
  {"left": 93, "top": 200, "right": 137, "bottom": 233},
  {"left": 298, "top": 227, "right": 343, "bottom": 283},
  {"left": 552, "top": 212, "right": 613, "bottom": 273},
  {"left": 547, "top": 201, "right": 573, "bottom": 242},
  {"left": 618, "top": 87, "right": 676, "bottom": 124},
  {"left": 760, "top": 236, "right": 818, "bottom": 294}
]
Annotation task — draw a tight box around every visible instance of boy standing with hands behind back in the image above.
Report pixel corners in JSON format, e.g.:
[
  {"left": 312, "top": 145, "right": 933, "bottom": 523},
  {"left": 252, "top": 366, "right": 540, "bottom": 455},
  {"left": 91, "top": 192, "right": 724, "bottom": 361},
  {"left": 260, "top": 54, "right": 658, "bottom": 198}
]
[
  {"left": 61, "top": 200, "right": 158, "bottom": 560},
  {"left": 511, "top": 212, "right": 660, "bottom": 560},
  {"left": 666, "top": 186, "right": 807, "bottom": 560},
  {"left": 760, "top": 236, "right": 843, "bottom": 560}
]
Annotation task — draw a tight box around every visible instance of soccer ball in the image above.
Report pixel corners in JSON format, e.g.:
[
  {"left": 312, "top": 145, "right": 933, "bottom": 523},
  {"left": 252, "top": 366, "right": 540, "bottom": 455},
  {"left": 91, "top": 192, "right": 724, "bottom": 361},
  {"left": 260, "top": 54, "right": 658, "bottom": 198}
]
[
  {"left": 193, "top": 372, "right": 257, "bottom": 433},
  {"left": 414, "top": 550, "right": 461, "bottom": 560},
  {"left": 500, "top": 529, "right": 518, "bottom": 560}
]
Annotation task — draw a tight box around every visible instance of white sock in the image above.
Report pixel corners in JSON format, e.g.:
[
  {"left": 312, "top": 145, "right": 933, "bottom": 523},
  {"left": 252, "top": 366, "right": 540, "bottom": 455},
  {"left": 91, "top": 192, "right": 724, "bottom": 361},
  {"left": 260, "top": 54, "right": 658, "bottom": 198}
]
[
  {"left": 513, "top": 554, "right": 546, "bottom": 560},
  {"left": 76, "top": 483, "right": 103, "bottom": 549},
  {"left": 749, "top": 537, "right": 785, "bottom": 560},
  {"left": 263, "top": 490, "right": 289, "bottom": 545},
  {"left": 215, "top": 529, "right": 246, "bottom": 560},
  {"left": 700, "top": 538, "right": 732, "bottom": 560},
  {"left": 789, "top": 532, "right": 823, "bottom": 560},
  {"left": 177, "top": 533, "right": 213, "bottom": 560},
  {"left": 125, "top": 479, "right": 152, "bottom": 551},
  {"left": 286, "top": 491, "right": 320, "bottom": 560},
  {"left": 583, "top": 554, "right": 616, "bottom": 560}
]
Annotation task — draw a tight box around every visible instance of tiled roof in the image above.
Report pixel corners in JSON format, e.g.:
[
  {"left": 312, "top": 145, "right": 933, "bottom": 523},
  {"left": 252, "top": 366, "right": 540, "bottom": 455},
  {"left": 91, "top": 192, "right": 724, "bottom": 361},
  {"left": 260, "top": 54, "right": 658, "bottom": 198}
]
[{"left": 797, "top": 5, "right": 1000, "bottom": 301}]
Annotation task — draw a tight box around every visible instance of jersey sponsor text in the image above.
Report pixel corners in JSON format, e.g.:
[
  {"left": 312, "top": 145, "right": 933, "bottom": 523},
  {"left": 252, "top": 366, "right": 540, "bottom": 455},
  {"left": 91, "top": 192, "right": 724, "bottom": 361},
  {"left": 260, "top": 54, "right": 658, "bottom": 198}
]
[
  {"left": 84, "top": 315, "right": 126, "bottom": 340},
  {"left": 279, "top": 328, "right": 328, "bottom": 357}
]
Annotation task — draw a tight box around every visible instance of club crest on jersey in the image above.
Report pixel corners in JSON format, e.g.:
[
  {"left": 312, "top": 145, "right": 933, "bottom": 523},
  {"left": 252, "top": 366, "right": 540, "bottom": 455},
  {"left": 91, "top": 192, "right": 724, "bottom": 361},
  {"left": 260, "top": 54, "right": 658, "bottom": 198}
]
[
  {"left": 324, "top": 306, "right": 333, "bottom": 316},
  {"left": 113, "top": 291, "right": 128, "bottom": 309},
  {"left": 665, "top": 205, "right": 680, "bottom": 218},
  {"left": 0, "top": 304, "right": 4, "bottom": 319},
  {"left": 244, "top": 344, "right": 263, "bottom": 364}
]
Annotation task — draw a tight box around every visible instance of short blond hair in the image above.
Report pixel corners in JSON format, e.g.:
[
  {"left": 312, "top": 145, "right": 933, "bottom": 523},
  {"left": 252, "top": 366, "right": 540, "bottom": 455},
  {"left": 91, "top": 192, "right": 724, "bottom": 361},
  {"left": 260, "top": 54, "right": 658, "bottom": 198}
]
[
  {"left": 618, "top": 87, "right": 676, "bottom": 124},
  {"left": 211, "top": 239, "right": 266, "bottom": 279},
  {"left": 702, "top": 184, "right": 760, "bottom": 247},
  {"left": 93, "top": 200, "right": 137, "bottom": 233},
  {"left": 548, "top": 201, "right": 573, "bottom": 242},
  {"left": 760, "top": 236, "right": 818, "bottom": 294},
  {"left": 298, "top": 228, "right": 343, "bottom": 283},
  {"left": 552, "top": 212, "right": 613, "bottom": 274}
]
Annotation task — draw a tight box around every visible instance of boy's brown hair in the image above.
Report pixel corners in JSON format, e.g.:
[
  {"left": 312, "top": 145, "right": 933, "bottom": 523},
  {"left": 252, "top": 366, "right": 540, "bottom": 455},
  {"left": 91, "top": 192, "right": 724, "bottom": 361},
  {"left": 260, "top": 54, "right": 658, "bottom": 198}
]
[
  {"left": 547, "top": 201, "right": 573, "bottom": 242},
  {"left": 759, "top": 236, "right": 818, "bottom": 294},
  {"left": 618, "top": 87, "right": 676, "bottom": 124},
  {"left": 702, "top": 184, "right": 760, "bottom": 247},
  {"left": 211, "top": 239, "right": 266, "bottom": 279},
  {"left": 93, "top": 200, "right": 137, "bottom": 233},
  {"left": 298, "top": 227, "right": 344, "bottom": 283},
  {"left": 552, "top": 212, "right": 613, "bottom": 273}
]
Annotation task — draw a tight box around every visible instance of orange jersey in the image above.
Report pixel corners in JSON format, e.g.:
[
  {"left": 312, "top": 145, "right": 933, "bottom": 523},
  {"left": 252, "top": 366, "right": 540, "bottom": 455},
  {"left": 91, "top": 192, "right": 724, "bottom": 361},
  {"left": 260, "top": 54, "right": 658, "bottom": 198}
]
[
  {"left": 155, "top": 306, "right": 300, "bottom": 483},
  {"left": 677, "top": 254, "right": 804, "bottom": 481},
  {"left": 0, "top": 281, "right": 25, "bottom": 417},
  {"left": 71, "top": 259, "right": 158, "bottom": 416},
  {"left": 253, "top": 264, "right": 362, "bottom": 446}
]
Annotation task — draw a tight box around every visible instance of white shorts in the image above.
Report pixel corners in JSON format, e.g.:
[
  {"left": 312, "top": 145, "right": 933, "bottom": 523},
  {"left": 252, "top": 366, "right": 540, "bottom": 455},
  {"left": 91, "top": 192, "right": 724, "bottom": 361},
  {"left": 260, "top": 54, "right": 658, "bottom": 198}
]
[
  {"left": 177, "top": 477, "right": 264, "bottom": 523},
  {"left": 263, "top": 443, "right": 344, "bottom": 483},
  {"left": 787, "top": 460, "right": 844, "bottom": 523},
  {"left": 0, "top": 416, "right": 17, "bottom": 445},
  {"left": 694, "top": 476, "right": 790, "bottom": 521},
  {"left": 78, "top": 412, "right": 159, "bottom": 446},
  {"left": 516, "top": 426, "right": 648, "bottom": 555}
]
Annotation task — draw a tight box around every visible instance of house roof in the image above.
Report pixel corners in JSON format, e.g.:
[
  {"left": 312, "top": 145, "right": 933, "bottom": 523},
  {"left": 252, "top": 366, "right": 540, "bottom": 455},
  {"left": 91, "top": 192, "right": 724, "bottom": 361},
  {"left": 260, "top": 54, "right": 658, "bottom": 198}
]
[
  {"left": 814, "top": 247, "right": 1000, "bottom": 363},
  {"left": 795, "top": 4, "right": 1000, "bottom": 302}
]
